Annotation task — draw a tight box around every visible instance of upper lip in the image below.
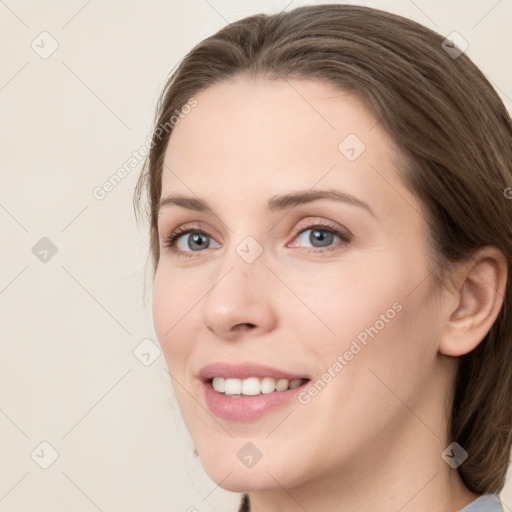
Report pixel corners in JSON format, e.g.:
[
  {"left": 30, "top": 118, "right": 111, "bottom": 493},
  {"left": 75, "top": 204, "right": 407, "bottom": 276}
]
[{"left": 199, "top": 362, "right": 311, "bottom": 382}]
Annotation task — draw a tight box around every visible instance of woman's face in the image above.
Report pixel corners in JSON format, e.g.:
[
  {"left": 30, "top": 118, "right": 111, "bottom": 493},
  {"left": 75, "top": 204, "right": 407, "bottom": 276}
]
[{"left": 153, "top": 77, "right": 451, "bottom": 493}]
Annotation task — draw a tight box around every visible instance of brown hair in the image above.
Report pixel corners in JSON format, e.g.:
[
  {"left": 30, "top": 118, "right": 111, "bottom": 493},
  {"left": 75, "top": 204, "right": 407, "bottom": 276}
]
[{"left": 134, "top": 4, "right": 512, "bottom": 494}]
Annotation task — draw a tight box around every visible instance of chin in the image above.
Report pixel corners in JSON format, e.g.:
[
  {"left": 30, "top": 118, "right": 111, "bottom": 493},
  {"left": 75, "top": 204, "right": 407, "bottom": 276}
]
[{"left": 199, "top": 454, "right": 288, "bottom": 493}]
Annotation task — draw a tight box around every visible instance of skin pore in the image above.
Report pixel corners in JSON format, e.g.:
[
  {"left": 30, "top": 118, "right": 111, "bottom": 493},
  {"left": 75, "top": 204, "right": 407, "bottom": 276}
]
[{"left": 152, "top": 76, "right": 506, "bottom": 512}]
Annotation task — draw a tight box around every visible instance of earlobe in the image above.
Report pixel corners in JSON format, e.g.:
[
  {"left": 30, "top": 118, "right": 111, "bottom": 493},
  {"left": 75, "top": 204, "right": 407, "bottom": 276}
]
[{"left": 439, "top": 246, "right": 508, "bottom": 357}]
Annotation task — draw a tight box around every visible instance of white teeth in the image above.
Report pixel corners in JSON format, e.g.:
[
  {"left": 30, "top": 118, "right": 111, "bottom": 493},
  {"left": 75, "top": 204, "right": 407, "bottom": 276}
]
[
  {"left": 210, "top": 377, "right": 307, "bottom": 395},
  {"left": 260, "top": 377, "right": 276, "bottom": 394},
  {"left": 241, "top": 377, "right": 261, "bottom": 395},
  {"left": 224, "top": 378, "right": 242, "bottom": 395},
  {"left": 212, "top": 377, "right": 225, "bottom": 393},
  {"left": 275, "top": 378, "right": 289, "bottom": 391}
]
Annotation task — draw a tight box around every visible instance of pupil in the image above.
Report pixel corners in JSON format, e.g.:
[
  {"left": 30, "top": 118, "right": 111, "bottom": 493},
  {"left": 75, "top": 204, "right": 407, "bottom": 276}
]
[
  {"left": 311, "top": 229, "right": 333, "bottom": 247},
  {"left": 189, "top": 233, "right": 208, "bottom": 251}
]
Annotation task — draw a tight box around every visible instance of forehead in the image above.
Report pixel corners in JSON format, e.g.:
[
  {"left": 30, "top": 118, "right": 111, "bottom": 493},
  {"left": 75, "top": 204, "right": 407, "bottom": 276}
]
[{"left": 161, "top": 76, "right": 415, "bottom": 217}]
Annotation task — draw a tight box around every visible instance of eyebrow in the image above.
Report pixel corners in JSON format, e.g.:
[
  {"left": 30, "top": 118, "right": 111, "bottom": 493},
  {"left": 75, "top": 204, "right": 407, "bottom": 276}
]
[{"left": 157, "top": 189, "right": 376, "bottom": 218}]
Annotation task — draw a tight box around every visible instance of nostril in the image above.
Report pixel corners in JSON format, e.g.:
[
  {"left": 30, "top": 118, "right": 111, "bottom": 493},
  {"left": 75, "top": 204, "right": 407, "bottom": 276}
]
[{"left": 234, "top": 323, "right": 256, "bottom": 331}]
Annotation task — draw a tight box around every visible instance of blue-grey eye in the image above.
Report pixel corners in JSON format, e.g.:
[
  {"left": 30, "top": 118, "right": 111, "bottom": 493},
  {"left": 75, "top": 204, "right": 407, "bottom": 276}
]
[
  {"left": 295, "top": 228, "right": 341, "bottom": 248},
  {"left": 177, "top": 232, "right": 211, "bottom": 251}
]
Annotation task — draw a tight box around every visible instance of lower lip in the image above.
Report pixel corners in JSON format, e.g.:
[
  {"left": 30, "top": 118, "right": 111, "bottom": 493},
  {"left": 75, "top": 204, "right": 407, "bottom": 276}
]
[{"left": 202, "top": 380, "right": 309, "bottom": 422}]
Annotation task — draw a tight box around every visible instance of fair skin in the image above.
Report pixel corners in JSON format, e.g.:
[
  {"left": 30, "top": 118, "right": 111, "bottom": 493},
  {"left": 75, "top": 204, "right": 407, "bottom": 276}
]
[{"left": 152, "top": 76, "right": 507, "bottom": 512}]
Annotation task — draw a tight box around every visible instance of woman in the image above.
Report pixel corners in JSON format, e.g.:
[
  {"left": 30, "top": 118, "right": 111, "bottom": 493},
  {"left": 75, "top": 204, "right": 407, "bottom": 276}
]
[{"left": 134, "top": 4, "right": 512, "bottom": 511}]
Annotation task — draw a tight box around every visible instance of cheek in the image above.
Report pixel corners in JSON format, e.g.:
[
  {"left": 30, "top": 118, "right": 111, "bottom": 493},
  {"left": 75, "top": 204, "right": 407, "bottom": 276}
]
[
  {"left": 285, "top": 257, "right": 400, "bottom": 345},
  {"left": 152, "top": 267, "right": 197, "bottom": 367},
  {"left": 152, "top": 272, "right": 172, "bottom": 346},
  {"left": 322, "top": 280, "right": 439, "bottom": 418},
  {"left": 296, "top": 251, "right": 434, "bottom": 370}
]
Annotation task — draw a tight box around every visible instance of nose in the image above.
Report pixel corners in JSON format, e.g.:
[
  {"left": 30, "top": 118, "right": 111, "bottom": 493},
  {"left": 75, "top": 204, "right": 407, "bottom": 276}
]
[{"left": 201, "top": 249, "right": 277, "bottom": 341}]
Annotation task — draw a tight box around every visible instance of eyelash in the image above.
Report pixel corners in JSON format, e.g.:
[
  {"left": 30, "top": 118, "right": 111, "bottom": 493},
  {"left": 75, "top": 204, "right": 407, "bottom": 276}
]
[{"left": 162, "top": 222, "right": 352, "bottom": 258}]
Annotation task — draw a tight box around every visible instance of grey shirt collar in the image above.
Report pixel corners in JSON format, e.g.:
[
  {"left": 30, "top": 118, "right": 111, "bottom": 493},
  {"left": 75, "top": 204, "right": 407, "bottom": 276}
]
[{"left": 459, "top": 494, "right": 503, "bottom": 512}]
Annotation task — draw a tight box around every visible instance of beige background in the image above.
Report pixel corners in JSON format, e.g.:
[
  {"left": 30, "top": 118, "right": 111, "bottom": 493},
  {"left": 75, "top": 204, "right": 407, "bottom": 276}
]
[{"left": 0, "top": 1, "right": 510, "bottom": 510}]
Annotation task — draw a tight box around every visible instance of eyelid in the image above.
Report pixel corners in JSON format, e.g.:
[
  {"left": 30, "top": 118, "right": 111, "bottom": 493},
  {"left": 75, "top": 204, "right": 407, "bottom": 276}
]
[
  {"left": 159, "top": 220, "right": 215, "bottom": 243},
  {"left": 290, "top": 218, "right": 352, "bottom": 239}
]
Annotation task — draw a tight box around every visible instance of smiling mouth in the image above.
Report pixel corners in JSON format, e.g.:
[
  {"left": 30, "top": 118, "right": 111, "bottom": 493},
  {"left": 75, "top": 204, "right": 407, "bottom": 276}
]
[{"left": 209, "top": 376, "right": 310, "bottom": 396}]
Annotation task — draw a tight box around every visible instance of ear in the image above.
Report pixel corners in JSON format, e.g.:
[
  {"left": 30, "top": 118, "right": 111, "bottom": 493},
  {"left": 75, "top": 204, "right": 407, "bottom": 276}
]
[{"left": 438, "top": 246, "right": 508, "bottom": 357}]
